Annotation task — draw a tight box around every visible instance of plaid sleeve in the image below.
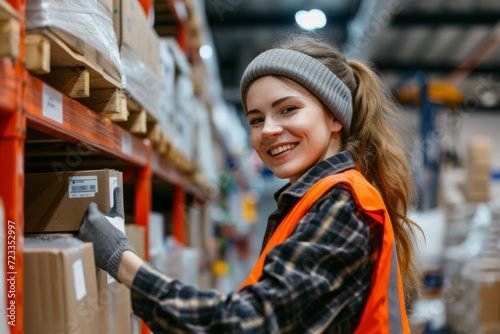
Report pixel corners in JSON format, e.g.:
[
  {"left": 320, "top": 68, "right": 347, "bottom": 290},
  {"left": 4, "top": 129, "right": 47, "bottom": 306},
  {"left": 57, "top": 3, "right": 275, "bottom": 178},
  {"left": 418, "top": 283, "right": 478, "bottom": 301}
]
[{"left": 130, "top": 186, "right": 376, "bottom": 333}]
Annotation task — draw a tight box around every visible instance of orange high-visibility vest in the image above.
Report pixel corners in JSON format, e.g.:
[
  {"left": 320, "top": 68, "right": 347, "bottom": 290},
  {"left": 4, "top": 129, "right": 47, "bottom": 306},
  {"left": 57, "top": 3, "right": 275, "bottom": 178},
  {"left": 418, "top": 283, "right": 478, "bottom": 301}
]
[{"left": 239, "top": 169, "right": 410, "bottom": 333}]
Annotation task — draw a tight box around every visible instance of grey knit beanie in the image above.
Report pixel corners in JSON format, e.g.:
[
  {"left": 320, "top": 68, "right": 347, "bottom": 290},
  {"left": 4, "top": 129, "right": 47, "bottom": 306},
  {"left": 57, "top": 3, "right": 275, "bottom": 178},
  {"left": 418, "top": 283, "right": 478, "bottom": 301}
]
[{"left": 240, "top": 48, "right": 353, "bottom": 132}]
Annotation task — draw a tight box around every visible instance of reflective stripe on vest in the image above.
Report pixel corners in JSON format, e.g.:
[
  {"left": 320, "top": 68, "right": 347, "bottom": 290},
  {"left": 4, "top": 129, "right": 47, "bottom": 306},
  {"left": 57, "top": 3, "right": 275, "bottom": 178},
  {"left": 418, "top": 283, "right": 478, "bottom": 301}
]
[{"left": 238, "top": 169, "right": 410, "bottom": 333}]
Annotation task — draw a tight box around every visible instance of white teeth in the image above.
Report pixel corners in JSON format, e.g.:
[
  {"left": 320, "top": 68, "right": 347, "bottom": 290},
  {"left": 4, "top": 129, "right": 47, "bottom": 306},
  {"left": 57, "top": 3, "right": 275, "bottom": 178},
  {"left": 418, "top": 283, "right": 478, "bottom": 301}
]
[{"left": 270, "top": 144, "right": 297, "bottom": 156}]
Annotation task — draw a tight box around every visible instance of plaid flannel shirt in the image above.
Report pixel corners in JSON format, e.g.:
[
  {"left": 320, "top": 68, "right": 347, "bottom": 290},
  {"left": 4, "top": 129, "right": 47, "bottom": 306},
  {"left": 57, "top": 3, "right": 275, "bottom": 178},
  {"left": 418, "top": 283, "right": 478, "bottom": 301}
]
[{"left": 131, "top": 150, "right": 382, "bottom": 333}]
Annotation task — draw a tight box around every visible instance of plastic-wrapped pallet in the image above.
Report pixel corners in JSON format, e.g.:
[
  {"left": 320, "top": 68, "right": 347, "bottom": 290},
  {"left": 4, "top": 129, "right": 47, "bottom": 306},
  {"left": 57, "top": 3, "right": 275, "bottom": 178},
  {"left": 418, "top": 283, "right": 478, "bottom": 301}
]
[
  {"left": 26, "top": 0, "right": 122, "bottom": 84},
  {"left": 158, "top": 38, "right": 176, "bottom": 139},
  {"left": 162, "top": 37, "right": 195, "bottom": 163},
  {"left": 113, "top": 0, "right": 161, "bottom": 120},
  {"left": 175, "top": 73, "right": 197, "bottom": 162},
  {"left": 192, "top": 98, "right": 218, "bottom": 187}
]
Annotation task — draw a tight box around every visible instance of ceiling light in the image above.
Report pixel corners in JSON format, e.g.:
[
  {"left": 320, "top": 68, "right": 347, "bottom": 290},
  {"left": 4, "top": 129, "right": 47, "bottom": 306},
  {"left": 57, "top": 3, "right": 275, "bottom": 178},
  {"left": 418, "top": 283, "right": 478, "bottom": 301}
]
[
  {"left": 310, "top": 9, "right": 327, "bottom": 29},
  {"left": 199, "top": 44, "right": 213, "bottom": 60},
  {"left": 295, "top": 9, "right": 327, "bottom": 30},
  {"left": 479, "top": 88, "right": 498, "bottom": 107}
]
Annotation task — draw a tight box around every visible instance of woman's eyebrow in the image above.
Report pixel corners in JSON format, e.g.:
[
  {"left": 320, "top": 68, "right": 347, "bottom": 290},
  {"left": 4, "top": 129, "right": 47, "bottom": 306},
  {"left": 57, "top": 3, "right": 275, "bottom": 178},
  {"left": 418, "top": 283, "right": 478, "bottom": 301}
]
[
  {"left": 246, "top": 96, "right": 299, "bottom": 116},
  {"left": 271, "top": 96, "right": 298, "bottom": 108}
]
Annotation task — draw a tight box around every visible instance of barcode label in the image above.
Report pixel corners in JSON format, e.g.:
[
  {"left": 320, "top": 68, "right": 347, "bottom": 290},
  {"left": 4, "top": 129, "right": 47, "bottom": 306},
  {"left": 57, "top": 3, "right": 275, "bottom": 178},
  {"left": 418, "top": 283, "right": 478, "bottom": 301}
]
[
  {"left": 68, "top": 176, "right": 98, "bottom": 198},
  {"left": 71, "top": 185, "right": 96, "bottom": 191}
]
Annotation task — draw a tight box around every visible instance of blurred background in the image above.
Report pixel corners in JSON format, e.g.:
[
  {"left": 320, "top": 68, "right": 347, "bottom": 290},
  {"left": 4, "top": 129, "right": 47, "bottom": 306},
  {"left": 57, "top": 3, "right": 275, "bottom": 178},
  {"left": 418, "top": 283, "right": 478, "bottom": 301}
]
[{"left": 202, "top": 1, "right": 500, "bottom": 333}]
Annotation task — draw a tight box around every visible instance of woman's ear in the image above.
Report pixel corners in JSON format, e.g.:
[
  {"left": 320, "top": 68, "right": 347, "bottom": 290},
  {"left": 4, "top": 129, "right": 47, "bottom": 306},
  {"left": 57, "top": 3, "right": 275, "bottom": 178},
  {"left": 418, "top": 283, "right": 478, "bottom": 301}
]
[{"left": 331, "top": 118, "right": 343, "bottom": 132}]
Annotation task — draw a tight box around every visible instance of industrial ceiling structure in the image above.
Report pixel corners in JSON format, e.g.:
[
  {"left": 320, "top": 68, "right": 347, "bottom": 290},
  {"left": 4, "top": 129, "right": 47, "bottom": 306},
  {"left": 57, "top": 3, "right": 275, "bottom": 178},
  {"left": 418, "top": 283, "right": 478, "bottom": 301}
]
[{"left": 205, "top": 0, "right": 500, "bottom": 111}]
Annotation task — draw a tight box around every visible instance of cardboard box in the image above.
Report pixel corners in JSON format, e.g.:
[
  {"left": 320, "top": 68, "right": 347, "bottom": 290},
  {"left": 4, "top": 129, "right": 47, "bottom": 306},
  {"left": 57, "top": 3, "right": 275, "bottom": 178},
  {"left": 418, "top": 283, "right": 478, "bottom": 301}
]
[
  {"left": 98, "top": 0, "right": 114, "bottom": 14},
  {"left": 466, "top": 161, "right": 491, "bottom": 177},
  {"left": 468, "top": 138, "right": 491, "bottom": 165},
  {"left": 24, "top": 237, "right": 101, "bottom": 334},
  {"left": 466, "top": 175, "right": 490, "bottom": 192},
  {"left": 25, "top": 169, "right": 123, "bottom": 233},
  {"left": 125, "top": 224, "right": 146, "bottom": 260},
  {"left": 467, "top": 189, "right": 490, "bottom": 203},
  {"left": 123, "top": 224, "right": 146, "bottom": 334},
  {"left": 461, "top": 258, "right": 500, "bottom": 331},
  {"left": 96, "top": 269, "right": 132, "bottom": 334},
  {"left": 113, "top": 0, "right": 160, "bottom": 79}
]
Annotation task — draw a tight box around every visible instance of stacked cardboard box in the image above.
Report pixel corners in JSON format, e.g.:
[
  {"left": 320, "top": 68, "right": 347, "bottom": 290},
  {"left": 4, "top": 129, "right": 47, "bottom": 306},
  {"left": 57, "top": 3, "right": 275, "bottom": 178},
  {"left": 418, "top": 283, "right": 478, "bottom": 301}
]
[
  {"left": 458, "top": 258, "right": 500, "bottom": 333},
  {"left": 125, "top": 224, "right": 146, "bottom": 334},
  {"left": 466, "top": 138, "right": 491, "bottom": 203},
  {"left": 24, "top": 237, "right": 101, "bottom": 334},
  {"left": 24, "top": 169, "right": 132, "bottom": 334}
]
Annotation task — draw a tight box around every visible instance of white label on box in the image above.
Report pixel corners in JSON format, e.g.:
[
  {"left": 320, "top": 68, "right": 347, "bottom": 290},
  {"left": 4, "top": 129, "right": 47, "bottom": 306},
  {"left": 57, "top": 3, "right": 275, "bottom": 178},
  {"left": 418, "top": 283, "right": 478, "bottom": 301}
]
[
  {"left": 105, "top": 216, "right": 125, "bottom": 284},
  {"left": 122, "top": 132, "right": 132, "bottom": 156},
  {"left": 107, "top": 273, "right": 115, "bottom": 284},
  {"left": 73, "top": 259, "right": 87, "bottom": 301},
  {"left": 42, "top": 84, "right": 63, "bottom": 124},
  {"left": 69, "top": 176, "right": 98, "bottom": 198},
  {"left": 109, "top": 176, "right": 118, "bottom": 207}
]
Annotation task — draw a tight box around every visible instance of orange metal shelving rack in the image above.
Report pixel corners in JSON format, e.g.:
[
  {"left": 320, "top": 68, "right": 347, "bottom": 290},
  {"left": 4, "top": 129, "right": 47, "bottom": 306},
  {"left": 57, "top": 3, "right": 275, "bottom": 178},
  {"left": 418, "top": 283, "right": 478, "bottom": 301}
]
[
  {"left": 1, "top": 0, "right": 204, "bottom": 333},
  {"left": 1, "top": 0, "right": 25, "bottom": 332}
]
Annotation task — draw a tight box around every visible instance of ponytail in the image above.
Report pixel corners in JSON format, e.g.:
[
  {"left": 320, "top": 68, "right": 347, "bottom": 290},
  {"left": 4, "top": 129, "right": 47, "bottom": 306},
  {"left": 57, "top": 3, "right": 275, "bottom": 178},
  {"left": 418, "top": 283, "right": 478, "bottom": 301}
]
[{"left": 346, "top": 60, "right": 422, "bottom": 304}]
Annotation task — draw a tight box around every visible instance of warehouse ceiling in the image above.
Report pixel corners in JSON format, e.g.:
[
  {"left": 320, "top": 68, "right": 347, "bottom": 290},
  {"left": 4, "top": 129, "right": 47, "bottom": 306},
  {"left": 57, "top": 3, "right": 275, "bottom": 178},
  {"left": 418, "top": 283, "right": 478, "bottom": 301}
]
[{"left": 205, "top": 0, "right": 500, "bottom": 111}]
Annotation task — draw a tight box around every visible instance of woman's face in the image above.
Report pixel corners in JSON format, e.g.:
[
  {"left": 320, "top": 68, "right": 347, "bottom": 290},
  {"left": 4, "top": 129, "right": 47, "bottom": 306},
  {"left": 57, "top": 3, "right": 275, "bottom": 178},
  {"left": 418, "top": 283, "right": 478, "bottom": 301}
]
[{"left": 245, "top": 76, "right": 343, "bottom": 183}]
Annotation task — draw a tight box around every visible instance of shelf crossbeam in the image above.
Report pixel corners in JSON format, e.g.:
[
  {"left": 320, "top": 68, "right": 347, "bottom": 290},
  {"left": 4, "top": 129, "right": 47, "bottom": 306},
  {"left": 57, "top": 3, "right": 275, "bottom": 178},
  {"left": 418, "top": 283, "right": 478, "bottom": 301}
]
[
  {"left": 24, "top": 73, "right": 150, "bottom": 167},
  {"left": 152, "top": 153, "right": 207, "bottom": 200}
]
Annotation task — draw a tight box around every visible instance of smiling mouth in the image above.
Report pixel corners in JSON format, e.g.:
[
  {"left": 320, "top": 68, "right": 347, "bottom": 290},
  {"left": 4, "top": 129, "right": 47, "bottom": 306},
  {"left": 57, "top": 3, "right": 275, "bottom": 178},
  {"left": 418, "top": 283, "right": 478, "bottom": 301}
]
[{"left": 269, "top": 143, "right": 298, "bottom": 156}]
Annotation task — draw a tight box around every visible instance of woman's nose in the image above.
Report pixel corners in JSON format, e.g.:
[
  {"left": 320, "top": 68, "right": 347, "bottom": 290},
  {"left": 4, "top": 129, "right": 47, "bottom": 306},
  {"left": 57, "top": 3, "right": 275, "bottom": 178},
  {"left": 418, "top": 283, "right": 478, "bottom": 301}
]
[{"left": 261, "top": 117, "right": 283, "bottom": 137}]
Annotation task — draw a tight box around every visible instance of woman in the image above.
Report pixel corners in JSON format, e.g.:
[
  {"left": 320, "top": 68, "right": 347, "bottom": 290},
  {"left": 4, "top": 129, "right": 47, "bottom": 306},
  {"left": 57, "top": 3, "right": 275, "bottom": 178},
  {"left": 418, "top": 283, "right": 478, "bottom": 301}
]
[{"left": 79, "top": 36, "right": 421, "bottom": 333}]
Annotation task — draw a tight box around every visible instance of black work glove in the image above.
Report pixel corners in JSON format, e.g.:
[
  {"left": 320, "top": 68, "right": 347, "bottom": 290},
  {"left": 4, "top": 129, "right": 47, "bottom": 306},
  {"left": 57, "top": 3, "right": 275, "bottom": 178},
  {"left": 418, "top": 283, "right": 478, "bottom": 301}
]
[{"left": 78, "top": 187, "right": 135, "bottom": 280}]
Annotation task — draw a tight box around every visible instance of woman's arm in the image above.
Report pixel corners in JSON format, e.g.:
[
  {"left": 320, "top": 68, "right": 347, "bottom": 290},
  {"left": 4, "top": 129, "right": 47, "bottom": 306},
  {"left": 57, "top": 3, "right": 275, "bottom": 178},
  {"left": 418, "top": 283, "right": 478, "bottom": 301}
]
[
  {"left": 117, "top": 250, "right": 143, "bottom": 288},
  {"left": 80, "top": 187, "right": 375, "bottom": 333}
]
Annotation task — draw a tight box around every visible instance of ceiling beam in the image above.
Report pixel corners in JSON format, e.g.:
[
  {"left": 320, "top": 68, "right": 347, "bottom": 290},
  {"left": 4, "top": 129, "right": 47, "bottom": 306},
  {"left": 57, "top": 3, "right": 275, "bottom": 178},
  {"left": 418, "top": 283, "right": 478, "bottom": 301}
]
[
  {"left": 206, "top": 10, "right": 352, "bottom": 27},
  {"left": 374, "top": 60, "right": 500, "bottom": 74},
  {"left": 391, "top": 12, "right": 500, "bottom": 27}
]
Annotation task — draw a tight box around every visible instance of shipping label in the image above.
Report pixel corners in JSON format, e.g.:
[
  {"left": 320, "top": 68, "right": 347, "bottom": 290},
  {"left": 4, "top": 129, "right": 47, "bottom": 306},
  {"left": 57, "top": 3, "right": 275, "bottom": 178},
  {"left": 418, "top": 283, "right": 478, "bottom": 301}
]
[{"left": 68, "top": 176, "right": 98, "bottom": 198}]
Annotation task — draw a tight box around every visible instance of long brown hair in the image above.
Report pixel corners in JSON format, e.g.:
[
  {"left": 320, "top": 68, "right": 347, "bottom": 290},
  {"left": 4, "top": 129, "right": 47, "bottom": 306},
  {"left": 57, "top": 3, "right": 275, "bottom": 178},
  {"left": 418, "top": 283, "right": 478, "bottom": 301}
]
[{"left": 276, "top": 35, "right": 422, "bottom": 304}]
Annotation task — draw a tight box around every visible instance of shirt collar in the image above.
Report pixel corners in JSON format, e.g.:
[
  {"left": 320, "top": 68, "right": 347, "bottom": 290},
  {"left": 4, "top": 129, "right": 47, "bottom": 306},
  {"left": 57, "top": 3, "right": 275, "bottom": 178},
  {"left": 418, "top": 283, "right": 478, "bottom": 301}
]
[{"left": 273, "top": 150, "right": 356, "bottom": 202}]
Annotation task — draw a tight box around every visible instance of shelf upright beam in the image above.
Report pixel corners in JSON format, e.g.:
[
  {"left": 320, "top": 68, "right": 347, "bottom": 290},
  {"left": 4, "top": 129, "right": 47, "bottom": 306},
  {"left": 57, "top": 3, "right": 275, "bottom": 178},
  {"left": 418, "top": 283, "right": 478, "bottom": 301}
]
[
  {"left": 134, "top": 144, "right": 152, "bottom": 263},
  {"left": 0, "top": 0, "right": 25, "bottom": 331},
  {"left": 139, "top": 0, "right": 152, "bottom": 19},
  {"left": 133, "top": 144, "right": 152, "bottom": 334},
  {"left": 0, "top": 80, "right": 25, "bottom": 334},
  {"left": 173, "top": 185, "right": 185, "bottom": 244}
]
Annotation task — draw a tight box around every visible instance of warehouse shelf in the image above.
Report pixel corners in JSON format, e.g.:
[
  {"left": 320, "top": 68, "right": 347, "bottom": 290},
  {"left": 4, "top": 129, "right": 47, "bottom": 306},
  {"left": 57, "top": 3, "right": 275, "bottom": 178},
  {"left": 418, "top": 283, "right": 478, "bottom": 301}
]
[{"left": 1, "top": 0, "right": 218, "bottom": 332}]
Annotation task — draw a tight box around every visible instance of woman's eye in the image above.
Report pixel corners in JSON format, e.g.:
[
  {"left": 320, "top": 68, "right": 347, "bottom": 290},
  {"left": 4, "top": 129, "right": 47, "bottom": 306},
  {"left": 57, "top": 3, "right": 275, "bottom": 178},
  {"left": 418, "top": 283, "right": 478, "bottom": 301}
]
[
  {"left": 249, "top": 118, "right": 264, "bottom": 125},
  {"left": 281, "top": 106, "right": 296, "bottom": 114}
]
